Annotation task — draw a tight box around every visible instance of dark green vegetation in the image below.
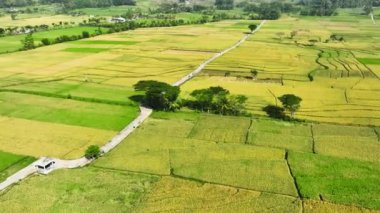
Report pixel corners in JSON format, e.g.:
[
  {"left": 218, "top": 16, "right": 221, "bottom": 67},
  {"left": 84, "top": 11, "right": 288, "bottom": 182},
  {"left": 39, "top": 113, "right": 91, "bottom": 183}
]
[
  {"left": 0, "top": 151, "right": 35, "bottom": 182},
  {"left": 289, "top": 152, "right": 380, "bottom": 209},
  {"left": 134, "top": 80, "right": 180, "bottom": 111},
  {"left": 185, "top": 86, "right": 248, "bottom": 116},
  {"left": 85, "top": 145, "right": 101, "bottom": 159}
]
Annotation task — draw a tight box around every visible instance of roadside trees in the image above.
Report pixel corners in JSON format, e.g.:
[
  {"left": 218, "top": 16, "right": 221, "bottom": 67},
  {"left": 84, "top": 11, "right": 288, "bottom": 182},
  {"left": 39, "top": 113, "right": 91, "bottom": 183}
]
[{"left": 134, "top": 80, "right": 180, "bottom": 111}]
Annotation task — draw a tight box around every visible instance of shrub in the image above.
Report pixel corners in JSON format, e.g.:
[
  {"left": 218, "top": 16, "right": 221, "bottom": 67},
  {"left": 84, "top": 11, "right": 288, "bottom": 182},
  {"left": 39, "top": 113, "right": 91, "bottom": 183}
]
[
  {"left": 41, "top": 38, "right": 51, "bottom": 46},
  {"left": 82, "top": 31, "right": 90, "bottom": 38},
  {"left": 85, "top": 145, "right": 101, "bottom": 159}
]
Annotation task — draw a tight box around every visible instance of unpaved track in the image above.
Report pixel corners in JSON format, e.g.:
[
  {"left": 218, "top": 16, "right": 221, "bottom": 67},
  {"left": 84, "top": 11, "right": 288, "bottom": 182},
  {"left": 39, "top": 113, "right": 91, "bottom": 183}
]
[{"left": 0, "top": 20, "right": 266, "bottom": 191}]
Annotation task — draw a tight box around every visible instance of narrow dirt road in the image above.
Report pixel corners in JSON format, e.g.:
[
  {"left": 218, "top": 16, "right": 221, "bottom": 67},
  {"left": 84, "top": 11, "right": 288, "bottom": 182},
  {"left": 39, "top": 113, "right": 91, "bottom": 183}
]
[{"left": 0, "top": 20, "right": 266, "bottom": 192}]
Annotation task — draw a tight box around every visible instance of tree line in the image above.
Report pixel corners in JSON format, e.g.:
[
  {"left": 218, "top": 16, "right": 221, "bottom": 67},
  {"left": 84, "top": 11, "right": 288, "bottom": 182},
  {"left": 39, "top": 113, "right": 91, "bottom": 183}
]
[
  {"left": 0, "top": 0, "right": 136, "bottom": 8},
  {"left": 133, "top": 80, "right": 248, "bottom": 116}
]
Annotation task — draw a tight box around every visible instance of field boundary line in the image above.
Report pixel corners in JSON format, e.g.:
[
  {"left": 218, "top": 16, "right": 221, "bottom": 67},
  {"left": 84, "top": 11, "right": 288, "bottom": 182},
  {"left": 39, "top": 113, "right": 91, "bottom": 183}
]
[
  {"left": 0, "top": 20, "right": 266, "bottom": 192},
  {"left": 267, "top": 89, "right": 278, "bottom": 106},
  {"left": 244, "top": 118, "right": 253, "bottom": 144},
  {"left": 310, "top": 125, "right": 316, "bottom": 154},
  {"left": 374, "top": 128, "right": 380, "bottom": 142},
  {"left": 284, "top": 151, "right": 302, "bottom": 199}
]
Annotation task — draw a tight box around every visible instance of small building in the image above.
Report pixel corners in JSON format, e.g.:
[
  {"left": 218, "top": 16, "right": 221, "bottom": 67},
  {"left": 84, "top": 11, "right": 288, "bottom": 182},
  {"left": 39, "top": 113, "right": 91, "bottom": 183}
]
[{"left": 35, "top": 158, "right": 56, "bottom": 175}]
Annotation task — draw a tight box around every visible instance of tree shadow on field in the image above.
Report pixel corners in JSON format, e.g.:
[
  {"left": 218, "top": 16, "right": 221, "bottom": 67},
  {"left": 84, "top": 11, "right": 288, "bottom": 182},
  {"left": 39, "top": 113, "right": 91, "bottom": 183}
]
[
  {"left": 263, "top": 105, "right": 289, "bottom": 120},
  {"left": 129, "top": 95, "right": 144, "bottom": 103}
]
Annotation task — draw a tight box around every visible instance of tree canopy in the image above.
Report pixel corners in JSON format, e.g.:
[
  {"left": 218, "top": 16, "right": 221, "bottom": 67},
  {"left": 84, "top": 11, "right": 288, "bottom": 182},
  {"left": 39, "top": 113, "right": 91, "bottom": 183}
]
[
  {"left": 278, "top": 94, "right": 302, "bottom": 118},
  {"left": 186, "top": 86, "right": 248, "bottom": 116},
  {"left": 248, "top": 24, "right": 257, "bottom": 32},
  {"left": 134, "top": 80, "right": 180, "bottom": 111},
  {"left": 84, "top": 145, "right": 101, "bottom": 159}
]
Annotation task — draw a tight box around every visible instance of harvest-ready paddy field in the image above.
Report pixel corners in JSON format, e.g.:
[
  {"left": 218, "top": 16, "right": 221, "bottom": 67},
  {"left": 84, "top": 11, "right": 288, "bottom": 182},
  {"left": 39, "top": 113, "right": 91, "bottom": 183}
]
[{"left": 0, "top": 7, "right": 379, "bottom": 212}]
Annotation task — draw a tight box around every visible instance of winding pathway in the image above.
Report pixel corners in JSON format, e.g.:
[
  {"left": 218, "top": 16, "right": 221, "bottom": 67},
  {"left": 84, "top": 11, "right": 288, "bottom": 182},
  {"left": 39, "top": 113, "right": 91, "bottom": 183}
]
[{"left": 0, "top": 20, "right": 266, "bottom": 192}]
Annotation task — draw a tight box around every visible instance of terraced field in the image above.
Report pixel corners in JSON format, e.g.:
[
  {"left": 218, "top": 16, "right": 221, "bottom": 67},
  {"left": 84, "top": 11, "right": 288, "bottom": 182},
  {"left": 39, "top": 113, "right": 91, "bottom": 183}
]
[{"left": 182, "top": 13, "right": 380, "bottom": 126}]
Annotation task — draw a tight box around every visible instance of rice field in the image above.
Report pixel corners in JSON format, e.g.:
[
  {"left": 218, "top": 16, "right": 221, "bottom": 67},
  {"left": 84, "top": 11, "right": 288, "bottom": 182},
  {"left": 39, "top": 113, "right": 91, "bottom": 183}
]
[
  {"left": 0, "top": 151, "right": 35, "bottom": 182},
  {"left": 0, "top": 12, "right": 379, "bottom": 211},
  {"left": 0, "top": 21, "right": 248, "bottom": 161},
  {"left": 288, "top": 151, "right": 380, "bottom": 210},
  {"left": 188, "top": 115, "right": 251, "bottom": 143},
  {"left": 0, "top": 14, "right": 89, "bottom": 28},
  {"left": 0, "top": 26, "right": 105, "bottom": 54},
  {"left": 181, "top": 13, "right": 380, "bottom": 126},
  {"left": 248, "top": 119, "right": 313, "bottom": 152},
  {"left": 136, "top": 176, "right": 302, "bottom": 212},
  {"left": 0, "top": 116, "right": 115, "bottom": 159},
  {"left": 0, "top": 167, "right": 159, "bottom": 212}
]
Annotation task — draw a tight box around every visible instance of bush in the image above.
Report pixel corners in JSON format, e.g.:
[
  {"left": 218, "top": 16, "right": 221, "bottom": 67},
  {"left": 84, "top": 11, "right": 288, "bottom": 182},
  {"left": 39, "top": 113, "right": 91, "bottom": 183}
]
[
  {"left": 41, "top": 38, "right": 51, "bottom": 46},
  {"left": 85, "top": 145, "right": 101, "bottom": 159},
  {"left": 82, "top": 31, "right": 90, "bottom": 38}
]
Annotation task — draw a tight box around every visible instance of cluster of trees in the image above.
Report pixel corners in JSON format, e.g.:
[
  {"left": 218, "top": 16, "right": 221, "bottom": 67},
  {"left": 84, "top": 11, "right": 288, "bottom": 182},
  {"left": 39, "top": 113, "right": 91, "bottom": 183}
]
[
  {"left": 0, "top": 20, "right": 84, "bottom": 37},
  {"left": 21, "top": 30, "right": 100, "bottom": 51},
  {"left": 0, "top": 0, "right": 34, "bottom": 7},
  {"left": 299, "top": 0, "right": 380, "bottom": 9},
  {"left": 263, "top": 94, "right": 302, "bottom": 120},
  {"left": 240, "top": 1, "right": 294, "bottom": 20},
  {"left": 133, "top": 81, "right": 248, "bottom": 116},
  {"left": 0, "top": 24, "right": 48, "bottom": 36},
  {"left": 299, "top": 0, "right": 338, "bottom": 16},
  {"left": 215, "top": 0, "right": 234, "bottom": 10},
  {"left": 93, "top": 17, "right": 210, "bottom": 33},
  {"left": 38, "top": 0, "right": 135, "bottom": 9},
  {"left": 185, "top": 86, "right": 248, "bottom": 116},
  {"left": 133, "top": 80, "right": 181, "bottom": 111}
]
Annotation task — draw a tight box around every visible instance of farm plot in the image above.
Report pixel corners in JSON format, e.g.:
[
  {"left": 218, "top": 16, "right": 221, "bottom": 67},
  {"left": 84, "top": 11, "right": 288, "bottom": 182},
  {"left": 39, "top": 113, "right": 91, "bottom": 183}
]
[
  {"left": 188, "top": 115, "right": 251, "bottom": 143},
  {"left": 0, "top": 21, "right": 246, "bottom": 90},
  {"left": 248, "top": 119, "right": 312, "bottom": 152},
  {"left": 0, "top": 26, "right": 105, "bottom": 54},
  {"left": 303, "top": 200, "right": 378, "bottom": 213},
  {"left": 313, "top": 123, "right": 380, "bottom": 163},
  {"left": 0, "top": 151, "right": 36, "bottom": 182},
  {"left": 0, "top": 92, "right": 139, "bottom": 131},
  {"left": 185, "top": 16, "right": 380, "bottom": 126},
  {"left": 96, "top": 112, "right": 298, "bottom": 196},
  {"left": 170, "top": 144, "right": 298, "bottom": 197},
  {"left": 288, "top": 151, "right": 380, "bottom": 210},
  {"left": 94, "top": 112, "right": 198, "bottom": 175},
  {"left": 0, "top": 167, "right": 159, "bottom": 212},
  {"left": 0, "top": 116, "right": 115, "bottom": 159},
  {"left": 136, "top": 176, "right": 302, "bottom": 212}
]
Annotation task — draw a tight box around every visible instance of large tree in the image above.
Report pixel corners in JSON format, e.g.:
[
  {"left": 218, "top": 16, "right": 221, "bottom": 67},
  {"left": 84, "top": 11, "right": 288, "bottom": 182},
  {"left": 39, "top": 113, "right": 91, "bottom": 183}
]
[
  {"left": 278, "top": 94, "right": 302, "bottom": 118},
  {"left": 134, "top": 80, "right": 180, "bottom": 111},
  {"left": 187, "top": 86, "right": 247, "bottom": 116}
]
